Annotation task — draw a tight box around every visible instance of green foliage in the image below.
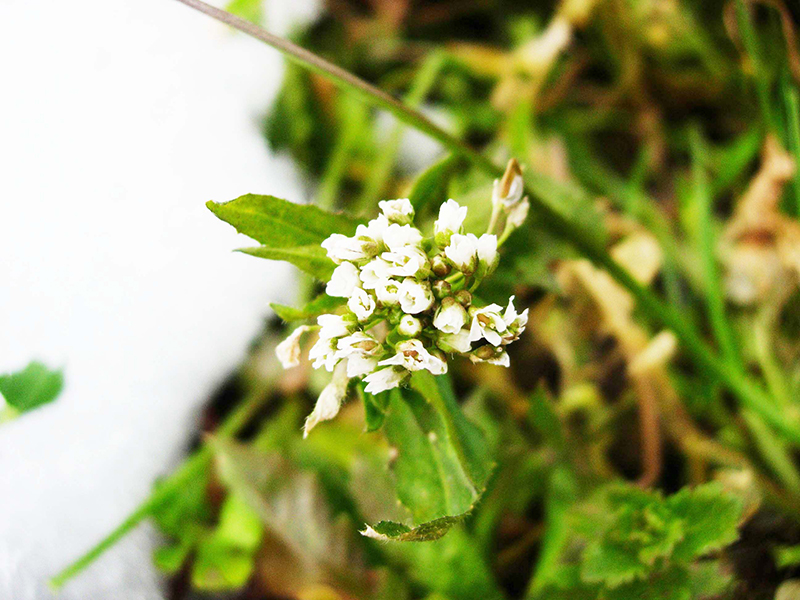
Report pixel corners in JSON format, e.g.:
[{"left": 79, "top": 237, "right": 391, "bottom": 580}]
[
  {"left": 364, "top": 373, "right": 493, "bottom": 541},
  {"left": 270, "top": 293, "right": 345, "bottom": 322},
  {"left": 532, "top": 483, "right": 743, "bottom": 600},
  {"left": 0, "top": 360, "right": 63, "bottom": 420},
  {"left": 407, "top": 154, "right": 459, "bottom": 214},
  {"left": 207, "top": 194, "right": 360, "bottom": 247},
  {"left": 208, "top": 194, "right": 362, "bottom": 279},
  {"left": 240, "top": 244, "right": 335, "bottom": 279}
]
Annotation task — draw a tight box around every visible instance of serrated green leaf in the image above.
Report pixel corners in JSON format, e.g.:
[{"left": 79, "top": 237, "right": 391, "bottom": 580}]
[
  {"left": 410, "top": 371, "right": 493, "bottom": 489},
  {"left": 212, "top": 494, "right": 263, "bottom": 552},
  {"left": 603, "top": 565, "right": 692, "bottom": 600},
  {"left": 581, "top": 536, "right": 651, "bottom": 588},
  {"left": 270, "top": 294, "right": 345, "bottom": 322},
  {"left": 667, "top": 483, "right": 742, "bottom": 561},
  {"left": 0, "top": 361, "right": 63, "bottom": 415},
  {"left": 408, "top": 154, "right": 459, "bottom": 212},
  {"left": 207, "top": 194, "right": 361, "bottom": 247},
  {"left": 239, "top": 244, "right": 335, "bottom": 279},
  {"left": 367, "top": 378, "right": 492, "bottom": 542}
]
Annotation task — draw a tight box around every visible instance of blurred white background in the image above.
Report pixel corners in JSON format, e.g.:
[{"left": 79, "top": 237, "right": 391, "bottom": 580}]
[{"left": 0, "top": 0, "right": 317, "bottom": 597}]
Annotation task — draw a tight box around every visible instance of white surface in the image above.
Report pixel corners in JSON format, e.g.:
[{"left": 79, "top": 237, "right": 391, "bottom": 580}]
[{"left": 0, "top": 0, "right": 316, "bottom": 598}]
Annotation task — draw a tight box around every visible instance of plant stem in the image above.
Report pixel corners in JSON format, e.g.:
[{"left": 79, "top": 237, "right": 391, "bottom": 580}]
[
  {"left": 784, "top": 82, "right": 800, "bottom": 217},
  {"left": 172, "top": 0, "right": 800, "bottom": 443},
  {"left": 50, "top": 384, "right": 271, "bottom": 589}
]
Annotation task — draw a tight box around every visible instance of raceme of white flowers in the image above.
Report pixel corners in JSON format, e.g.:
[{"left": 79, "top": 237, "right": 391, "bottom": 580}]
[{"left": 275, "top": 165, "right": 530, "bottom": 436}]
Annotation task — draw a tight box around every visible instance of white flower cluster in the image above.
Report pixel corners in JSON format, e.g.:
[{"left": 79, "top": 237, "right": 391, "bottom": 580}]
[{"left": 276, "top": 193, "right": 528, "bottom": 436}]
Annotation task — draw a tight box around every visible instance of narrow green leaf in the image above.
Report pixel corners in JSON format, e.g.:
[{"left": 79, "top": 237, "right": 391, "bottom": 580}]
[
  {"left": 0, "top": 361, "right": 63, "bottom": 415},
  {"left": 239, "top": 244, "right": 334, "bottom": 280},
  {"left": 358, "top": 385, "right": 391, "bottom": 432},
  {"left": 207, "top": 194, "right": 361, "bottom": 247},
  {"left": 270, "top": 294, "right": 344, "bottom": 322},
  {"left": 408, "top": 155, "right": 458, "bottom": 213},
  {"left": 365, "top": 515, "right": 464, "bottom": 542}
]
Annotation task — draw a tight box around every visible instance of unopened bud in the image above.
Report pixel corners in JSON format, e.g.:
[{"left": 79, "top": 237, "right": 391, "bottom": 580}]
[
  {"left": 431, "top": 254, "right": 451, "bottom": 277},
  {"left": 455, "top": 290, "right": 472, "bottom": 307},
  {"left": 432, "top": 280, "right": 452, "bottom": 299},
  {"left": 492, "top": 159, "right": 524, "bottom": 208},
  {"left": 398, "top": 315, "right": 422, "bottom": 337}
]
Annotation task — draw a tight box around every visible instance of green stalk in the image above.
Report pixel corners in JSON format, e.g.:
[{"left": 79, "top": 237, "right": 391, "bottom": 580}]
[
  {"left": 317, "top": 96, "right": 369, "bottom": 210},
  {"left": 734, "top": 0, "right": 775, "bottom": 132},
  {"left": 784, "top": 82, "right": 800, "bottom": 218},
  {"left": 356, "top": 50, "right": 448, "bottom": 213},
  {"left": 690, "top": 128, "right": 741, "bottom": 370},
  {"left": 173, "top": 0, "right": 800, "bottom": 443},
  {"left": 50, "top": 385, "right": 271, "bottom": 589},
  {"left": 690, "top": 127, "right": 800, "bottom": 493}
]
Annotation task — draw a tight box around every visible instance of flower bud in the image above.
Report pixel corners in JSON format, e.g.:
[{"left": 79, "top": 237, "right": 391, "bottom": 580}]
[
  {"left": 431, "top": 254, "right": 451, "bottom": 277},
  {"left": 455, "top": 289, "right": 472, "bottom": 307},
  {"left": 492, "top": 158, "right": 524, "bottom": 208},
  {"left": 434, "top": 199, "right": 468, "bottom": 247},
  {"left": 398, "top": 314, "right": 422, "bottom": 337},
  {"left": 379, "top": 198, "right": 414, "bottom": 224},
  {"left": 432, "top": 279, "right": 452, "bottom": 299},
  {"left": 433, "top": 297, "right": 468, "bottom": 334}
]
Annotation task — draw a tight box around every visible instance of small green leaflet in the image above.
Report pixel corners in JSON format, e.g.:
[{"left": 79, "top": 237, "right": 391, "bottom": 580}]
[
  {"left": 363, "top": 373, "right": 493, "bottom": 542},
  {"left": 271, "top": 294, "right": 345, "bottom": 322},
  {"left": 239, "top": 244, "right": 335, "bottom": 280},
  {"left": 208, "top": 194, "right": 363, "bottom": 280},
  {"left": 0, "top": 361, "right": 63, "bottom": 418},
  {"left": 207, "top": 194, "right": 361, "bottom": 247}
]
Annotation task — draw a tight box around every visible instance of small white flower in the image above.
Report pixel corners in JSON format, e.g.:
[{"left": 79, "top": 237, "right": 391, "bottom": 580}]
[
  {"left": 304, "top": 361, "right": 349, "bottom": 438},
  {"left": 506, "top": 197, "right": 529, "bottom": 229},
  {"left": 468, "top": 304, "right": 508, "bottom": 346},
  {"left": 492, "top": 171, "right": 524, "bottom": 208},
  {"left": 469, "top": 346, "right": 510, "bottom": 367},
  {"left": 321, "top": 233, "right": 378, "bottom": 264},
  {"left": 398, "top": 278, "right": 434, "bottom": 314},
  {"left": 374, "top": 278, "right": 401, "bottom": 305},
  {"left": 379, "top": 339, "right": 447, "bottom": 375},
  {"left": 317, "top": 314, "right": 352, "bottom": 340},
  {"left": 309, "top": 337, "right": 340, "bottom": 372},
  {"left": 477, "top": 234, "right": 498, "bottom": 267},
  {"left": 433, "top": 297, "right": 468, "bottom": 334},
  {"left": 360, "top": 258, "right": 391, "bottom": 289},
  {"left": 379, "top": 198, "right": 414, "bottom": 224},
  {"left": 444, "top": 233, "right": 479, "bottom": 274},
  {"left": 364, "top": 366, "right": 407, "bottom": 394},
  {"left": 383, "top": 223, "right": 423, "bottom": 252},
  {"left": 326, "top": 262, "right": 361, "bottom": 297},
  {"left": 355, "top": 214, "right": 390, "bottom": 243},
  {"left": 336, "top": 331, "right": 381, "bottom": 357},
  {"left": 436, "top": 328, "right": 473, "bottom": 353},
  {"left": 275, "top": 325, "right": 310, "bottom": 368},
  {"left": 348, "top": 288, "right": 376, "bottom": 321},
  {"left": 502, "top": 295, "right": 529, "bottom": 343},
  {"left": 398, "top": 314, "right": 422, "bottom": 337},
  {"left": 382, "top": 246, "right": 429, "bottom": 278},
  {"left": 434, "top": 199, "right": 468, "bottom": 246}
]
